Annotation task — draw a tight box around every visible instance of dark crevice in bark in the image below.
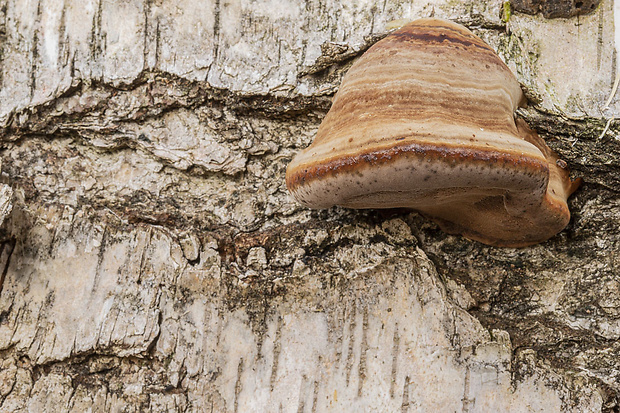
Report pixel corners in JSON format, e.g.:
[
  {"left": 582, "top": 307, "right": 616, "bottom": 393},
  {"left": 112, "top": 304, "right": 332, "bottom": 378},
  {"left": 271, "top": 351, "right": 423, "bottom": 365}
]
[
  {"left": 90, "top": 0, "right": 104, "bottom": 81},
  {"left": 145, "top": 310, "right": 163, "bottom": 357},
  {"left": 212, "top": 0, "right": 221, "bottom": 65},
  {"left": 0, "top": 71, "right": 331, "bottom": 140},
  {"left": 28, "top": 0, "right": 42, "bottom": 100},
  {"left": 0, "top": 237, "right": 15, "bottom": 297},
  {"left": 510, "top": 0, "right": 601, "bottom": 19},
  {"left": 521, "top": 108, "right": 620, "bottom": 191},
  {"left": 0, "top": 1, "right": 7, "bottom": 92}
]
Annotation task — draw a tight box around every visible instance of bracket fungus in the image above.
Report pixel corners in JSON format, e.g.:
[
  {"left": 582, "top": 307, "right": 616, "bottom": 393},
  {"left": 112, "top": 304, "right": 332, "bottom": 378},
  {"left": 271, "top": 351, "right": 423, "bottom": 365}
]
[{"left": 286, "top": 18, "right": 581, "bottom": 247}]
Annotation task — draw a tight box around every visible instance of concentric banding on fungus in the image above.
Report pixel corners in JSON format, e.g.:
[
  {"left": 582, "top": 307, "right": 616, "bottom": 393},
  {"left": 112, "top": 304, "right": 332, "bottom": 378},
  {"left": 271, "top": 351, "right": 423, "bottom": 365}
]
[{"left": 285, "top": 18, "right": 581, "bottom": 247}]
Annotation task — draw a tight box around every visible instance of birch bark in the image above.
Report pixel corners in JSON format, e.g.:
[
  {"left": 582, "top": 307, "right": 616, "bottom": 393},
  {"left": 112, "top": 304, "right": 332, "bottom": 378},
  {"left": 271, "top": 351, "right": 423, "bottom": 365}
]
[{"left": 0, "top": 0, "right": 618, "bottom": 411}]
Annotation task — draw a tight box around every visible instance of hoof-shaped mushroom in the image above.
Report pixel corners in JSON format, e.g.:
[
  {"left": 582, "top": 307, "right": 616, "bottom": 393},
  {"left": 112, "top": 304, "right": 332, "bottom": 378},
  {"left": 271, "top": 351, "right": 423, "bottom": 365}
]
[{"left": 286, "top": 18, "right": 581, "bottom": 247}]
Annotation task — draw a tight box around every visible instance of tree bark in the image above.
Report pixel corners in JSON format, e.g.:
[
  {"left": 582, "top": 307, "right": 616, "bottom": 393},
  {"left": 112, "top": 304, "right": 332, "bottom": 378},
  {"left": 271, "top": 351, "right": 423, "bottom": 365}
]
[{"left": 0, "top": 0, "right": 618, "bottom": 411}]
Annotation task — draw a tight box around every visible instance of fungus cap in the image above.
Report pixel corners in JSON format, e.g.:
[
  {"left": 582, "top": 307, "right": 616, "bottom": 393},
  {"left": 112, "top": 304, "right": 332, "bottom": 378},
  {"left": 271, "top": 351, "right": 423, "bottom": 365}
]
[{"left": 286, "top": 18, "right": 580, "bottom": 247}]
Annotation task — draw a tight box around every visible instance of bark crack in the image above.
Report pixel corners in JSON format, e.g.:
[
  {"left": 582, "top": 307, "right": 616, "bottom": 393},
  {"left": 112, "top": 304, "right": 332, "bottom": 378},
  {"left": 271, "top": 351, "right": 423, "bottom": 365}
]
[
  {"left": 142, "top": 0, "right": 151, "bottom": 72},
  {"left": 344, "top": 302, "right": 356, "bottom": 386},
  {"left": 29, "top": 0, "right": 42, "bottom": 100},
  {"left": 389, "top": 323, "right": 400, "bottom": 398},
  {"left": 233, "top": 357, "right": 243, "bottom": 413},
  {"left": 268, "top": 315, "right": 282, "bottom": 392},
  {"left": 0, "top": 237, "right": 15, "bottom": 297},
  {"left": 357, "top": 306, "right": 368, "bottom": 397},
  {"left": 207, "top": 0, "right": 221, "bottom": 81},
  {"left": 90, "top": 0, "right": 104, "bottom": 80},
  {"left": 0, "top": 0, "right": 8, "bottom": 91}
]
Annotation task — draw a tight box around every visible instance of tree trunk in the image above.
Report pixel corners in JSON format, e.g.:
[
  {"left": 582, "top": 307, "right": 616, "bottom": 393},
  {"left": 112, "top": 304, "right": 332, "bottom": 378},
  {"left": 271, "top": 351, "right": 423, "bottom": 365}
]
[{"left": 0, "top": 0, "right": 618, "bottom": 411}]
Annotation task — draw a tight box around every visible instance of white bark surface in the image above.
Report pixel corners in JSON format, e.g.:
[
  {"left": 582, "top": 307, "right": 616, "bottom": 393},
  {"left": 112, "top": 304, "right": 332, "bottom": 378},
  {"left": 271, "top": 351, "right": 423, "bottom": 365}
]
[{"left": 0, "top": 0, "right": 618, "bottom": 411}]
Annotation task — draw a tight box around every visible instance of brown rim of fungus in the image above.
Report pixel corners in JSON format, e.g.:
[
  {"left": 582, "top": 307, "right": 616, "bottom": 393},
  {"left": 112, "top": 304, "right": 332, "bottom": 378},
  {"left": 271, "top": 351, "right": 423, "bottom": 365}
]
[{"left": 285, "top": 18, "right": 581, "bottom": 247}]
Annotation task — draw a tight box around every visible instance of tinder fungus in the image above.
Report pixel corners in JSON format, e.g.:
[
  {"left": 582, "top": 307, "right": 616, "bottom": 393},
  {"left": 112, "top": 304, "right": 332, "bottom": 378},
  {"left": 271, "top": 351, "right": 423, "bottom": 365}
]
[{"left": 286, "top": 18, "right": 580, "bottom": 247}]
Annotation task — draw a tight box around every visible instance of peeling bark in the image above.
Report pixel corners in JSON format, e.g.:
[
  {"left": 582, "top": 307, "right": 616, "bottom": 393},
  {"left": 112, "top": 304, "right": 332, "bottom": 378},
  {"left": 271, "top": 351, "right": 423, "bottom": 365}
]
[{"left": 0, "top": 0, "right": 618, "bottom": 412}]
